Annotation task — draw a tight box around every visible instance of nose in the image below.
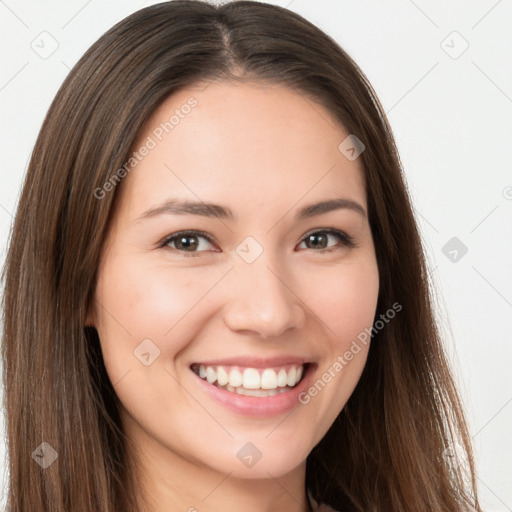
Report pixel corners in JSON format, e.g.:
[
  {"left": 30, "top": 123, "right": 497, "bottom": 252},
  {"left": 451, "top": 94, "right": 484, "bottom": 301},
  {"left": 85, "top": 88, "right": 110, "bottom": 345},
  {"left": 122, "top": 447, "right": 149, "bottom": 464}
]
[{"left": 222, "top": 254, "right": 306, "bottom": 339}]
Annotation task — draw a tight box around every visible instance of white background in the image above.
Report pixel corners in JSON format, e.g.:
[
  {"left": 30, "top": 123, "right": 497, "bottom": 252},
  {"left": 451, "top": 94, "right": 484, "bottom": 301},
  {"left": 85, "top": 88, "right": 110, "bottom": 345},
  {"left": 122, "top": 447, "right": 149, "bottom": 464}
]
[{"left": 0, "top": 1, "right": 511, "bottom": 510}]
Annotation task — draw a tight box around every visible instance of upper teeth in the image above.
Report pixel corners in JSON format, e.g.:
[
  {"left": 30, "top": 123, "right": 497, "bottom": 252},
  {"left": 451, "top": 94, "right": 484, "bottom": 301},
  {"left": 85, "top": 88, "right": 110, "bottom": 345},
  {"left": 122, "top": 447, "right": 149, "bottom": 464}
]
[{"left": 195, "top": 364, "right": 304, "bottom": 390}]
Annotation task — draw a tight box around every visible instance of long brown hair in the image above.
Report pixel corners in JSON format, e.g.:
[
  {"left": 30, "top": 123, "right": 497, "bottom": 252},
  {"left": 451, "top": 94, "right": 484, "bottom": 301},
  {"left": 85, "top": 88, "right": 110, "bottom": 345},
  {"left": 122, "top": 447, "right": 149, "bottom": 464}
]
[{"left": 1, "top": 1, "right": 480, "bottom": 510}]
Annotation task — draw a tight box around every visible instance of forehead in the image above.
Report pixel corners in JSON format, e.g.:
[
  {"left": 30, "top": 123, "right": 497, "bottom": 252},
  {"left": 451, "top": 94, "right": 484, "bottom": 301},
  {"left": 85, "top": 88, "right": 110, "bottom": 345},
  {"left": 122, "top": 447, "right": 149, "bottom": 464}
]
[{"left": 119, "top": 80, "right": 366, "bottom": 221}]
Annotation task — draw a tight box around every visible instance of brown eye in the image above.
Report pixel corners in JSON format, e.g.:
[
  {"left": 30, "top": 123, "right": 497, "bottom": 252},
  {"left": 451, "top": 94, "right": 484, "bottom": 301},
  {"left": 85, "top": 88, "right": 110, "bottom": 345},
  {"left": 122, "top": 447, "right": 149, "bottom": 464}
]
[
  {"left": 160, "top": 231, "right": 217, "bottom": 256},
  {"left": 298, "top": 229, "right": 355, "bottom": 253}
]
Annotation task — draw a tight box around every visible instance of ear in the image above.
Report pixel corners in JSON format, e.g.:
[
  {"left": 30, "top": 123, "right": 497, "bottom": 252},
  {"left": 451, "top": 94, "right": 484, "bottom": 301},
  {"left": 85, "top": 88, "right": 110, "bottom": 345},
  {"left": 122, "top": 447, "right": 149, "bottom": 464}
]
[{"left": 85, "top": 303, "right": 96, "bottom": 327}]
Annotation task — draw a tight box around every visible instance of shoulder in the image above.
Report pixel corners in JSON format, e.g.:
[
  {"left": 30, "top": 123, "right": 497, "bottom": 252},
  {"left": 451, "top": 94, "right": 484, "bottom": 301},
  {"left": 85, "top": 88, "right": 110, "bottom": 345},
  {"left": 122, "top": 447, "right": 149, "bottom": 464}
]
[
  {"left": 308, "top": 494, "right": 481, "bottom": 512},
  {"left": 311, "top": 502, "right": 340, "bottom": 512},
  {"left": 308, "top": 491, "right": 340, "bottom": 512}
]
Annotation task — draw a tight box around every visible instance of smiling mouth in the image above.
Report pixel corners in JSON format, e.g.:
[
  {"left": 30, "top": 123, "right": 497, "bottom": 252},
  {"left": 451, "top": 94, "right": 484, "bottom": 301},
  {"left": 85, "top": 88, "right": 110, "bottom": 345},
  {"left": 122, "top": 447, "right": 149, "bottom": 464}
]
[{"left": 190, "top": 362, "right": 310, "bottom": 397}]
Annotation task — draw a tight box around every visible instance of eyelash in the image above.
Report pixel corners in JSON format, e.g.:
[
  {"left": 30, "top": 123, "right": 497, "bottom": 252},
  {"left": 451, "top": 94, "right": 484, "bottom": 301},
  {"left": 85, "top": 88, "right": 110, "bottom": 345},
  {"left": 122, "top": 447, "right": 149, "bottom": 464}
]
[{"left": 159, "top": 228, "right": 356, "bottom": 257}]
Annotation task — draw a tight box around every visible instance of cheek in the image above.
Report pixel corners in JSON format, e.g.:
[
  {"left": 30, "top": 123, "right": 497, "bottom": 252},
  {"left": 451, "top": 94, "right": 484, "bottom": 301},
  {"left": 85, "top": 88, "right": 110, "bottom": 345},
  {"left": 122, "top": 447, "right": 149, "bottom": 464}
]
[
  {"left": 304, "top": 257, "right": 378, "bottom": 392},
  {"left": 306, "top": 257, "right": 379, "bottom": 345},
  {"left": 93, "top": 254, "right": 227, "bottom": 363}
]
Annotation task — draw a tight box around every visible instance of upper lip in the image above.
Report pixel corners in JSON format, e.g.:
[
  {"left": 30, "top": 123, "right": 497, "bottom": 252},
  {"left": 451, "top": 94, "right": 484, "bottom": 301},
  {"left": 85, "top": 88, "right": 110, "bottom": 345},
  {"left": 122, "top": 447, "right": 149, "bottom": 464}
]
[{"left": 190, "top": 355, "right": 312, "bottom": 368}]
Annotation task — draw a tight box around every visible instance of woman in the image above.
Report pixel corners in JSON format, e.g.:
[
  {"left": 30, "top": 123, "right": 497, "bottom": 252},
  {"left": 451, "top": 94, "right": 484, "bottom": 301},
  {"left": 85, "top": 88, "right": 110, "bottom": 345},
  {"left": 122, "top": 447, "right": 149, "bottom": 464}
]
[{"left": 1, "top": 1, "right": 481, "bottom": 511}]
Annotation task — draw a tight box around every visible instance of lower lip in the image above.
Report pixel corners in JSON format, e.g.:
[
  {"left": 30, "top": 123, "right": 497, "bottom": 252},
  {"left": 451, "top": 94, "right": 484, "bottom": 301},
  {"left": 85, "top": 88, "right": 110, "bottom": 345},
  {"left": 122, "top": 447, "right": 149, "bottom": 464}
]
[{"left": 191, "top": 364, "right": 315, "bottom": 417}]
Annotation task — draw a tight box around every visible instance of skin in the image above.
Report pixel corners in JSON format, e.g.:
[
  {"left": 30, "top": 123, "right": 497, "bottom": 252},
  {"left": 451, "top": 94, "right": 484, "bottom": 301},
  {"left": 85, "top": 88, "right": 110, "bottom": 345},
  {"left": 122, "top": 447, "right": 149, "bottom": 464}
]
[{"left": 87, "top": 80, "right": 379, "bottom": 512}]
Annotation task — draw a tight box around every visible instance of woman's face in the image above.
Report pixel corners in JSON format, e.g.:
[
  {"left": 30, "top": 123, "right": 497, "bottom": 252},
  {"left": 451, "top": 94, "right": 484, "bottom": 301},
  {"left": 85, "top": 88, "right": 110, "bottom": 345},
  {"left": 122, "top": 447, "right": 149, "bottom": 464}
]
[{"left": 89, "top": 80, "right": 379, "bottom": 480}]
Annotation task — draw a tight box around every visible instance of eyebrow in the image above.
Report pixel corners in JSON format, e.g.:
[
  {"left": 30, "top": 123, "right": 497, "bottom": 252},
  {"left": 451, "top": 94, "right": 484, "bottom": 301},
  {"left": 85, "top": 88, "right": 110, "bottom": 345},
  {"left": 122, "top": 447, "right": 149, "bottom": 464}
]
[{"left": 134, "top": 197, "right": 367, "bottom": 222}]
